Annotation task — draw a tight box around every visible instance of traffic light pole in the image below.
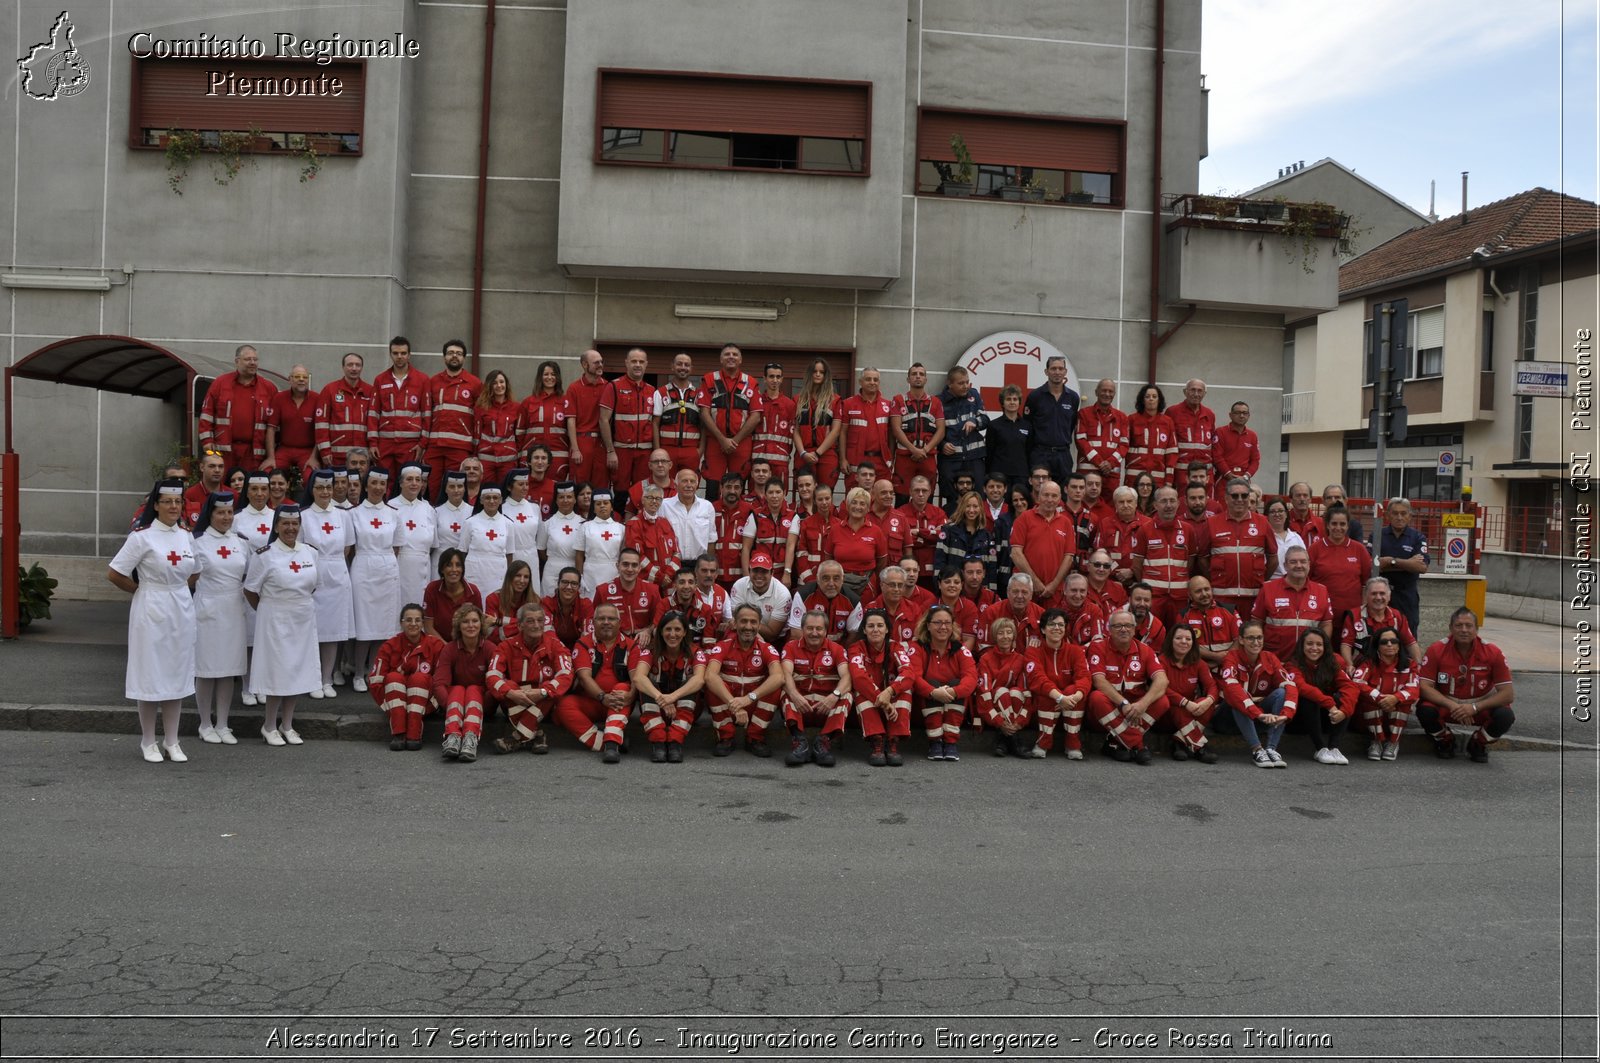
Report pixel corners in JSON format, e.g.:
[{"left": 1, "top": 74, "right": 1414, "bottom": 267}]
[{"left": 1372, "top": 302, "right": 1393, "bottom": 550}]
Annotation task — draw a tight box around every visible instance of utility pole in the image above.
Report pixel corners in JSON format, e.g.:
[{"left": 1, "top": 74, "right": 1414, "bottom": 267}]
[{"left": 1368, "top": 299, "right": 1408, "bottom": 550}]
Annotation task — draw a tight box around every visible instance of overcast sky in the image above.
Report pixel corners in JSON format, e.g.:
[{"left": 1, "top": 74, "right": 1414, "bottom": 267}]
[{"left": 1198, "top": 0, "right": 1598, "bottom": 216}]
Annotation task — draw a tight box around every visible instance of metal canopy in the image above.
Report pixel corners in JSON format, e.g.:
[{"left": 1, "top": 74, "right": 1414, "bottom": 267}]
[{"left": 10, "top": 334, "right": 284, "bottom": 400}]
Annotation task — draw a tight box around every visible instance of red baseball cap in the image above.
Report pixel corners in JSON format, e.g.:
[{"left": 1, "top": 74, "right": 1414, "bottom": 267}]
[{"left": 749, "top": 552, "right": 774, "bottom": 570}]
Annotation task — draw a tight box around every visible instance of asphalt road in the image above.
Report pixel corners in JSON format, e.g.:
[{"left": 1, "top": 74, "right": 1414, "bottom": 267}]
[{"left": 0, "top": 731, "right": 1594, "bottom": 1062}]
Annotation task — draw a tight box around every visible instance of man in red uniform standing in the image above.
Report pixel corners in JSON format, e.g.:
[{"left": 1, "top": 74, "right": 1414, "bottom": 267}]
[
  {"left": 1417, "top": 608, "right": 1517, "bottom": 762},
  {"left": 839, "top": 367, "right": 894, "bottom": 482},
  {"left": 1199, "top": 477, "right": 1276, "bottom": 614},
  {"left": 887, "top": 475, "right": 944, "bottom": 587},
  {"left": 1097, "top": 486, "right": 1150, "bottom": 585},
  {"left": 1008, "top": 480, "right": 1075, "bottom": 603},
  {"left": 1168, "top": 378, "right": 1216, "bottom": 491},
  {"left": 199, "top": 343, "right": 277, "bottom": 472},
  {"left": 654, "top": 352, "right": 705, "bottom": 478},
  {"left": 1075, "top": 378, "right": 1130, "bottom": 496},
  {"left": 263, "top": 364, "right": 320, "bottom": 478},
  {"left": 1211, "top": 401, "right": 1260, "bottom": 499},
  {"left": 372, "top": 336, "right": 430, "bottom": 478},
  {"left": 1249, "top": 545, "right": 1333, "bottom": 659},
  {"left": 565, "top": 348, "right": 611, "bottom": 490},
  {"left": 890, "top": 362, "right": 944, "bottom": 503},
  {"left": 1144, "top": 486, "right": 1198, "bottom": 627},
  {"left": 698, "top": 344, "right": 763, "bottom": 498},
  {"left": 601, "top": 347, "right": 657, "bottom": 495},
  {"left": 314, "top": 352, "right": 374, "bottom": 471},
  {"left": 752, "top": 363, "right": 796, "bottom": 489},
  {"left": 711, "top": 474, "right": 751, "bottom": 590},
  {"left": 422, "top": 339, "right": 482, "bottom": 497}
]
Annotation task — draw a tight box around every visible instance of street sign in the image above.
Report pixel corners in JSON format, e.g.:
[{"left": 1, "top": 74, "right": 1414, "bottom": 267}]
[
  {"left": 1513, "top": 361, "right": 1571, "bottom": 397},
  {"left": 1437, "top": 451, "right": 1456, "bottom": 477},
  {"left": 1443, "top": 527, "right": 1471, "bottom": 574},
  {"left": 1440, "top": 512, "right": 1476, "bottom": 529}
]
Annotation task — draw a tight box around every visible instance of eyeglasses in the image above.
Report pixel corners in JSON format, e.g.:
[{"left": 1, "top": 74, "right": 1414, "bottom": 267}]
[
  {"left": 1228, "top": 492, "right": 1250, "bottom": 500},
  {"left": 1377, "top": 638, "right": 1400, "bottom": 646},
  {"left": 1090, "top": 562, "right": 1112, "bottom": 569},
  {"left": 1239, "top": 633, "right": 1264, "bottom": 641}
]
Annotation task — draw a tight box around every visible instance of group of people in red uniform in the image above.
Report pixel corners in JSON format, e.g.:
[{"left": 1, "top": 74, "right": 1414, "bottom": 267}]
[{"left": 168, "top": 341, "right": 1515, "bottom": 769}]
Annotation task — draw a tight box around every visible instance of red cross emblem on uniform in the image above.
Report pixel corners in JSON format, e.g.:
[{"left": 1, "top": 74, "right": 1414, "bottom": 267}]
[
  {"left": 216, "top": 545, "right": 231, "bottom": 559},
  {"left": 166, "top": 551, "right": 183, "bottom": 566},
  {"left": 561, "top": 525, "right": 573, "bottom": 535},
  {"left": 289, "top": 561, "right": 303, "bottom": 573},
  {"left": 406, "top": 520, "right": 417, "bottom": 531},
  {"left": 601, "top": 530, "right": 614, "bottom": 541},
  {"left": 485, "top": 530, "right": 498, "bottom": 541},
  {"left": 515, "top": 513, "right": 527, "bottom": 523},
  {"left": 370, "top": 518, "right": 384, "bottom": 529},
  {"left": 257, "top": 523, "right": 269, "bottom": 536},
  {"left": 321, "top": 522, "right": 335, "bottom": 535}
]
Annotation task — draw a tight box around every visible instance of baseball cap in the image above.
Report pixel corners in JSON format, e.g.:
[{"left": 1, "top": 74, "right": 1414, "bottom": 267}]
[{"left": 750, "top": 552, "right": 773, "bottom": 570}]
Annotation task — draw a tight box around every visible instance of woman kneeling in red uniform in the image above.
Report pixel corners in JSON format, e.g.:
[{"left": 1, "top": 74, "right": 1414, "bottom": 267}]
[
  {"left": 904, "top": 604, "right": 978, "bottom": 761},
  {"left": 433, "top": 603, "right": 496, "bottom": 762},
  {"left": 1025, "top": 610, "right": 1091, "bottom": 758},
  {"left": 1157, "top": 624, "right": 1220, "bottom": 763},
  {"left": 370, "top": 603, "right": 447, "bottom": 751},
  {"left": 629, "top": 610, "right": 706, "bottom": 763},
  {"left": 850, "top": 608, "right": 913, "bottom": 767},
  {"left": 977, "top": 616, "right": 1037, "bottom": 757},
  {"left": 1351, "top": 624, "right": 1420, "bottom": 762}
]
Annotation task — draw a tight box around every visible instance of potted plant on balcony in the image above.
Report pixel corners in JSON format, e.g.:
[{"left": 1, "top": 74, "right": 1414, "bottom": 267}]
[
  {"left": 211, "top": 127, "right": 262, "bottom": 187},
  {"left": 935, "top": 133, "right": 977, "bottom": 196},
  {"left": 1279, "top": 200, "right": 1350, "bottom": 273},
  {"left": 162, "top": 129, "right": 204, "bottom": 195},
  {"left": 1001, "top": 170, "right": 1046, "bottom": 203},
  {"left": 13, "top": 562, "right": 58, "bottom": 631},
  {"left": 1239, "top": 198, "right": 1286, "bottom": 221}
]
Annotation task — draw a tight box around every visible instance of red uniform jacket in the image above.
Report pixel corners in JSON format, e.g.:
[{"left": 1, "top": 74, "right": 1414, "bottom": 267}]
[
  {"left": 1351, "top": 657, "right": 1420, "bottom": 709},
  {"left": 1179, "top": 603, "right": 1240, "bottom": 656},
  {"left": 979, "top": 600, "right": 1044, "bottom": 651},
  {"left": 1211, "top": 422, "right": 1260, "bottom": 486},
  {"left": 713, "top": 499, "right": 751, "bottom": 583},
  {"left": 314, "top": 378, "right": 375, "bottom": 466},
  {"left": 655, "top": 592, "right": 722, "bottom": 647},
  {"left": 847, "top": 641, "right": 914, "bottom": 705},
  {"left": 887, "top": 503, "right": 944, "bottom": 579},
  {"left": 784, "top": 638, "right": 848, "bottom": 697},
  {"left": 487, "top": 630, "right": 573, "bottom": 701},
  {"left": 602, "top": 376, "right": 657, "bottom": 450},
  {"left": 199, "top": 371, "right": 278, "bottom": 462},
  {"left": 1168, "top": 401, "right": 1216, "bottom": 478},
  {"left": 540, "top": 593, "right": 595, "bottom": 646},
  {"left": 1283, "top": 659, "right": 1362, "bottom": 717},
  {"left": 371, "top": 368, "right": 430, "bottom": 460},
  {"left": 1024, "top": 642, "right": 1092, "bottom": 701},
  {"left": 474, "top": 400, "right": 521, "bottom": 469},
  {"left": 1419, "top": 637, "right": 1513, "bottom": 700},
  {"left": 891, "top": 393, "right": 944, "bottom": 453},
  {"left": 1126, "top": 412, "right": 1178, "bottom": 481},
  {"left": 1142, "top": 517, "right": 1197, "bottom": 602},
  {"left": 595, "top": 579, "right": 663, "bottom": 634},
  {"left": 839, "top": 393, "right": 893, "bottom": 468},
  {"left": 426, "top": 371, "right": 483, "bottom": 451},
  {"left": 623, "top": 514, "right": 680, "bottom": 589},
  {"left": 516, "top": 393, "right": 569, "bottom": 461},
  {"left": 1200, "top": 512, "right": 1276, "bottom": 604},
  {"left": 656, "top": 382, "right": 703, "bottom": 451},
  {"left": 1250, "top": 577, "right": 1334, "bottom": 659},
  {"left": 432, "top": 638, "right": 498, "bottom": 704},
  {"left": 1218, "top": 648, "right": 1299, "bottom": 718},
  {"left": 573, "top": 633, "right": 637, "bottom": 694},
  {"left": 1161, "top": 657, "right": 1218, "bottom": 710},
  {"left": 904, "top": 641, "right": 978, "bottom": 702},
  {"left": 752, "top": 392, "right": 796, "bottom": 469},
  {"left": 1075, "top": 403, "right": 1129, "bottom": 475},
  {"left": 1086, "top": 637, "right": 1166, "bottom": 698},
  {"left": 369, "top": 633, "right": 447, "bottom": 706}
]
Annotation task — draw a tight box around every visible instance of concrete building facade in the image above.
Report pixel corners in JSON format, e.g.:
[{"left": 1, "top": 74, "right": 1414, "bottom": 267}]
[{"left": 4, "top": 0, "right": 1337, "bottom": 555}]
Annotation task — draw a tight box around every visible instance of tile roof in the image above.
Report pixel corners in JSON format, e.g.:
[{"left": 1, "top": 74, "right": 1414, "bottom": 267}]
[{"left": 1338, "top": 187, "right": 1600, "bottom": 295}]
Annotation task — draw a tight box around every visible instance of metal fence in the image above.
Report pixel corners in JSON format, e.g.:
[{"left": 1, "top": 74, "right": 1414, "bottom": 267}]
[{"left": 1478, "top": 505, "right": 1570, "bottom": 556}]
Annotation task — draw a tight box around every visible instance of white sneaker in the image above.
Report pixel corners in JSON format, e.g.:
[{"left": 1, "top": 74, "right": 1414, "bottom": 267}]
[
  {"left": 216, "top": 727, "right": 238, "bottom": 745},
  {"left": 140, "top": 742, "right": 163, "bottom": 763},
  {"left": 332, "top": 671, "right": 347, "bottom": 687},
  {"left": 1382, "top": 740, "right": 1400, "bottom": 761},
  {"left": 1065, "top": 748, "right": 1085, "bottom": 761},
  {"left": 1026, "top": 746, "right": 1047, "bottom": 759},
  {"left": 308, "top": 687, "right": 324, "bottom": 700},
  {"left": 262, "top": 727, "right": 286, "bottom": 747},
  {"left": 281, "top": 728, "right": 303, "bottom": 746},
  {"left": 1329, "top": 747, "right": 1349, "bottom": 765},
  {"left": 1367, "top": 741, "right": 1383, "bottom": 761},
  {"left": 352, "top": 676, "right": 367, "bottom": 693},
  {"left": 1313, "top": 747, "right": 1335, "bottom": 764},
  {"left": 198, "top": 724, "right": 221, "bottom": 744},
  {"left": 1252, "top": 747, "right": 1275, "bottom": 768},
  {"left": 322, "top": 685, "right": 336, "bottom": 699},
  {"left": 162, "top": 741, "right": 188, "bottom": 763},
  {"left": 241, "top": 690, "right": 258, "bottom": 706}
]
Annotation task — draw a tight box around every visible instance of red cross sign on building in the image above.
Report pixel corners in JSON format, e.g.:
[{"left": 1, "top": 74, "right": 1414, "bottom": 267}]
[{"left": 959, "top": 331, "right": 1081, "bottom": 410}]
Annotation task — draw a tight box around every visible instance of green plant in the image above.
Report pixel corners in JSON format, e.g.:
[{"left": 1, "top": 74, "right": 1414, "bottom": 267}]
[
  {"left": 16, "top": 562, "right": 58, "bottom": 629},
  {"left": 164, "top": 129, "right": 203, "bottom": 195},
  {"left": 297, "top": 139, "right": 322, "bottom": 183},
  {"left": 148, "top": 440, "right": 195, "bottom": 484},
  {"left": 211, "top": 126, "right": 261, "bottom": 187},
  {"left": 949, "top": 134, "right": 976, "bottom": 185},
  {"left": 1278, "top": 200, "right": 1349, "bottom": 273}
]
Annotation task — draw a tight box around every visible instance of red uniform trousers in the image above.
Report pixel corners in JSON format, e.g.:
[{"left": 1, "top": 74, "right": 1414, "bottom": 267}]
[
  {"left": 441, "top": 686, "right": 487, "bottom": 738},
  {"left": 225, "top": 443, "right": 258, "bottom": 473},
  {"left": 568, "top": 447, "right": 609, "bottom": 493},
  {"left": 1158, "top": 697, "right": 1218, "bottom": 751},
  {"left": 1084, "top": 690, "right": 1172, "bottom": 750},
  {"left": 783, "top": 696, "right": 848, "bottom": 735},
  {"left": 612, "top": 446, "right": 652, "bottom": 495},
  {"left": 553, "top": 682, "right": 632, "bottom": 751},
  {"left": 857, "top": 694, "right": 912, "bottom": 738},
  {"left": 805, "top": 452, "right": 841, "bottom": 494},
  {"left": 891, "top": 454, "right": 939, "bottom": 499},
  {"left": 704, "top": 437, "right": 756, "bottom": 491},
  {"left": 422, "top": 447, "right": 471, "bottom": 497},
  {"left": 710, "top": 677, "right": 777, "bottom": 742},
  {"left": 979, "top": 682, "right": 1032, "bottom": 733},
  {"left": 639, "top": 695, "right": 698, "bottom": 745},
  {"left": 663, "top": 445, "right": 701, "bottom": 478},
  {"left": 376, "top": 670, "right": 434, "bottom": 741},
  {"left": 375, "top": 444, "right": 422, "bottom": 480},
  {"left": 273, "top": 447, "right": 315, "bottom": 477}
]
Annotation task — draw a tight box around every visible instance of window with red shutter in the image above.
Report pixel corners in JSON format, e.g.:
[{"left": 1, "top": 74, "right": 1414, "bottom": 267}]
[
  {"left": 595, "top": 69, "right": 870, "bottom": 177},
  {"left": 129, "top": 58, "right": 366, "bottom": 156},
  {"left": 916, "top": 107, "right": 1125, "bottom": 207}
]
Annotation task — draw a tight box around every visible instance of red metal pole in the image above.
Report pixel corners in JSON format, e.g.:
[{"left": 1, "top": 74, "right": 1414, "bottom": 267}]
[
  {"left": 1145, "top": 0, "right": 1165, "bottom": 384},
  {"left": 468, "top": 0, "right": 497, "bottom": 377},
  {"left": 3, "top": 364, "right": 19, "bottom": 638}
]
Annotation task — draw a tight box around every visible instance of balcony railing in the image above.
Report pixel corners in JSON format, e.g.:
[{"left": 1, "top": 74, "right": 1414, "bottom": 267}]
[
  {"left": 1165, "top": 193, "right": 1352, "bottom": 242},
  {"left": 1282, "top": 390, "right": 1315, "bottom": 427}
]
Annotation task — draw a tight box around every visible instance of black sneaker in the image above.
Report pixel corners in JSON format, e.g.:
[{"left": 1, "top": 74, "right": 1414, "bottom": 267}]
[
  {"left": 926, "top": 739, "right": 945, "bottom": 761},
  {"left": 1013, "top": 732, "right": 1037, "bottom": 758},
  {"left": 786, "top": 732, "right": 811, "bottom": 766},
  {"left": 1107, "top": 738, "right": 1131, "bottom": 763},
  {"left": 389, "top": 735, "right": 405, "bottom": 751},
  {"left": 1170, "top": 743, "right": 1191, "bottom": 761},
  {"left": 1193, "top": 746, "right": 1219, "bottom": 765},
  {"left": 746, "top": 736, "right": 773, "bottom": 758},
  {"left": 885, "top": 739, "right": 904, "bottom": 767},
  {"left": 867, "top": 736, "right": 887, "bottom": 767},
  {"left": 1434, "top": 733, "right": 1458, "bottom": 759},
  {"left": 650, "top": 742, "right": 668, "bottom": 763},
  {"left": 1131, "top": 745, "right": 1152, "bottom": 766},
  {"left": 529, "top": 729, "right": 550, "bottom": 755},
  {"left": 992, "top": 734, "right": 1012, "bottom": 757},
  {"left": 813, "top": 734, "right": 836, "bottom": 768},
  {"left": 602, "top": 741, "right": 621, "bottom": 764},
  {"left": 713, "top": 737, "right": 735, "bottom": 757},
  {"left": 942, "top": 741, "right": 960, "bottom": 762},
  {"left": 404, "top": 739, "right": 422, "bottom": 751},
  {"left": 665, "top": 743, "right": 684, "bottom": 763},
  {"left": 1467, "top": 738, "right": 1489, "bottom": 763}
]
